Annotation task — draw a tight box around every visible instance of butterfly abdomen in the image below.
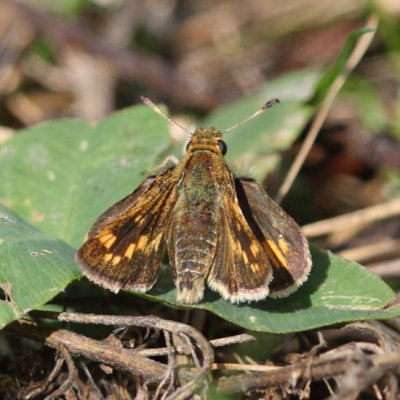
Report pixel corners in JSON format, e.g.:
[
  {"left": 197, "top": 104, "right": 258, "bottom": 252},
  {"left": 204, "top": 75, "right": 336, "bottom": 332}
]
[
  {"left": 170, "top": 151, "right": 222, "bottom": 303},
  {"left": 174, "top": 227, "right": 218, "bottom": 303}
]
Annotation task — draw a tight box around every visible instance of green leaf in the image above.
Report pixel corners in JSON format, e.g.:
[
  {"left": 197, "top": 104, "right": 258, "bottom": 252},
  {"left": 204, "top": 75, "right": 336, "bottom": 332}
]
[
  {"left": 342, "top": 76, "right": 388, "bottom": 132},
  {"left": 0, "top": 105, "right": 170, "bottom": 248},
  {"left": 313, "top": 27, "right": 374, "bottom": 102},
  {"left": 0, "top": 204, "right": 80, "bottom": 329},
  {"left": 1, "top": 101, "right": 399, "bottom": 332},
  {"left": 32, "top": 0, "right": 89, "bottom": 16}
]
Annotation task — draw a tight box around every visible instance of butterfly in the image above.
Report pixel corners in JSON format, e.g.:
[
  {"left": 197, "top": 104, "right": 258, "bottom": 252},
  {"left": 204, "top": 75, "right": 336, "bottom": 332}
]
[{"left": 76, "top": 98, "right": 311, "bottom": 304}]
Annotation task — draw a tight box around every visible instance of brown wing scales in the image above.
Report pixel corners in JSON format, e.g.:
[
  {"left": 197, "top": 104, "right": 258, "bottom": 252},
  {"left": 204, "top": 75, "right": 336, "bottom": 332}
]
[
  {"left": 207, "top": 185, "right": 273, "bottom": 303},
  {"left": 76, "top": 169, "right": 177, "bottom": 293}
]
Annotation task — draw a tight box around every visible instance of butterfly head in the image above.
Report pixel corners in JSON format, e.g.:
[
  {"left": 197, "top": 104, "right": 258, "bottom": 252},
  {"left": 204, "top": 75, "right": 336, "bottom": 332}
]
[{"left": 186, "top": 128, "right": 227, "bottom": 156}]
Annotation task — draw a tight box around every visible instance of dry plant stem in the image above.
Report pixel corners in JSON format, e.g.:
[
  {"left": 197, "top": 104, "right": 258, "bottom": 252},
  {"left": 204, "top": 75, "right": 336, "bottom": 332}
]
[
  {"left": 217, "top": 342, "right": 400, "bottom": 394},
  {"left": 338, "top": 238, "right": 400, "bottom": 263},
  {"left": 165, "top": 379, "right": 200, "bottom": 400},
  {"left": 154, "top": 331, "right": 174, "bottom": 400},
  {"left": 7, "top": 320, "right": 168, "bottom": 381},
  {"left": 212, "top": 363, "right": 283, "bottom": 371},
  {"left": 210, "top": 333, "right": 255, "bottom": 347},
  {"left": 301, "top": 198, "right": 400, "bottom": 238},
  {"left": 181, "top": 333, "right": 202, "bottom": 369},
  {"left": 25, "top": 357, "right": 64, "bottom": 399},
  {"left": 72, "top": 332, "right": 255, "bottom": 360},
  {"left": 129, "top": 333, "right": 256, "bottom": 358},
  {"left": 44, "top": 345, "right": 78, "bottom": 400},
  {"left": 385, "top": 318, "right": 400, "bottom": 336},
  {"left": 0, "top": 20, "right": 30, "bottom": 94},
  {"left": 79, "top": 361, "right": 104, "bottom": 399},
  {"left": 48, "top": 330, "right": 167, "bottom": 380},
  {"left": 327, "top": 352, "right": 400, "bottom": 400},
  {"left": 368, "top": 258, "right": 400, "bottom": 279},
  {"left": 275, "top": 15, "right": 378, "bottom": 204},
  {"left": 327, "top": 358, "right": 373, "bottom": 400},
  {"left": 57, "top": 312, "right": 213, "bottom": 375}
]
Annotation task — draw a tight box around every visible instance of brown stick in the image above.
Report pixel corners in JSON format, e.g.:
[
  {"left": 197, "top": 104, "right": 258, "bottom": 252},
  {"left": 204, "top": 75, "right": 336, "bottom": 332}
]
[
  {"left": 301, "top": 198, "right": 400, "bottom": 238},
  {"left": 217, "top": 343, "right": 400, "bottom": 395},
  {"left": 44, "top": 345, "right": 78, "bottom": 400},
  {"left": 6, "top": 320, "right": 168, "bottom": 381},
  {"left": 56, "top": 312, "right": 213, "bottom": 375}
]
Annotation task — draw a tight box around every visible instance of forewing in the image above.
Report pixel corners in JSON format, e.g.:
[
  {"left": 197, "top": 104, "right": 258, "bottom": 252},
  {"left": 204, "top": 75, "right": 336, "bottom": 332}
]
[
  {"left": 76, "top": 168, "right": 177, "bottom": 293},
  {"left": 236, "top": 178, "right": 311, "bottom": 297},
  {"left": 207, "top": 178, "right": 273, "bottom": 303}
]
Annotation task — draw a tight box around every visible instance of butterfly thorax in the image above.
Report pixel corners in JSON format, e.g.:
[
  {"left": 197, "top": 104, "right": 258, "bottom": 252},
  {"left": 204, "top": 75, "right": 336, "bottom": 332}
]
[{"left": 168, "top": 128, "right": 231, "bottom": 303}]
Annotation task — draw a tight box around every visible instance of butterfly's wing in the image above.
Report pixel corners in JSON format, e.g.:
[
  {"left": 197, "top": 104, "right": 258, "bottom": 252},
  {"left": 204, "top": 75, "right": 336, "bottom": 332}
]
[
  {"left": 236, "top": 178, "right": 311, "bottom": 297},
  {"left": 207, "top": 173, "right": 274, "bottom": 303},
  {"left": 76, "top": 168, "right": 178, "bottom": 293}
]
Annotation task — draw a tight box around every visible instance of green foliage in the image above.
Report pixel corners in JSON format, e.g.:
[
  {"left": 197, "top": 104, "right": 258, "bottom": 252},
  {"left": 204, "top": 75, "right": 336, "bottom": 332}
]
[
  {"left": 0, "top": 204, "right": 80, "bottom": 329},
  {"left": 0, "top": 106, "right": 170, "bottom": 248},
  {"left": 343, "top": 76, "right": 388, "bottom": 132},
  {"left": 33, "top": 0, "right": 89, "bottom": 16},
  {"left": 312, "top": 27, "right": 374, "bottom": 103}
]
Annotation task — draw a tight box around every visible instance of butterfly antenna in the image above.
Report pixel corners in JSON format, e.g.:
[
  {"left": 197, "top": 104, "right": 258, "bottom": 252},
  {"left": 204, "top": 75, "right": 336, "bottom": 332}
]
[
  {"left": 221, "top": 98, "right": 280, "bottom": 134},
  {"left": 140, "top": 96, "right": 193, "bottom": 136}
]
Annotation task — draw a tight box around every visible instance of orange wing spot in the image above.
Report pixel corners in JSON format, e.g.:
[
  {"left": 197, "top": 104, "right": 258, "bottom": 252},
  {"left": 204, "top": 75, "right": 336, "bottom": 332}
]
[
  {"left": 99, "top": 232, "right": 117, "bottom": 249},
  {"left": 278, "top": 238, "right": 289, "bottom": 254},
  {"left": 136, "top": 235, "right": 148, "bottom": 249},
  {"left": 250, "top": 263, "right": 260, "bottom": 272},
  {"left": 153, "top": 233, "right": 163, "bottom": 251},
  {"left": 266, "top": 240, "right": 289, "bottom": 269},
  {"left": 124, "top": 243, "right": 136, "bottom": 259},
  {"left": 250, "top": 242, "right": 260, "bottom": 257},
  {"left": 242, "top": 251, "right": 249, "bottom": 265},
  {"left": 112, "top": 255, "right": 121, "bottom": 265},
  {"left": 103, "top": 253, "right": 113, "bottom": 262}
]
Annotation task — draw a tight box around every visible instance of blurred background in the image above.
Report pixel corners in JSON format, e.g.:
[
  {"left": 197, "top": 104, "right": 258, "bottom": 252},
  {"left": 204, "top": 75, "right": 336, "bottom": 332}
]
[{"left": 0, "top": 0, "right": 397, "bottom": 121}]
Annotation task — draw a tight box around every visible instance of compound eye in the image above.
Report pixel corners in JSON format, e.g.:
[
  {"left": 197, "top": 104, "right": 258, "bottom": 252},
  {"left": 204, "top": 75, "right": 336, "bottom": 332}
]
[
  {"left": 217, "top": 140, "right": 227, "bottom": 155},
  {"left": 185, "top": 140, "right": 192, "bottom": 152}
]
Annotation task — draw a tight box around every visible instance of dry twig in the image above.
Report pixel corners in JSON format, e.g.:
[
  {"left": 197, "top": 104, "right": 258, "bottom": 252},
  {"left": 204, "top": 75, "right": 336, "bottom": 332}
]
[
  {"left": 217, "top": 322, "right": 400, "bottom": 398},
  {"left": 7, "top": 312, "right": 213, "bottom": 399},
  {"left": 302, "top": 198, "right": 400, "bottom": 238},
  {"left": 275, "top": 15, "right": 378, "bottom": 203}
]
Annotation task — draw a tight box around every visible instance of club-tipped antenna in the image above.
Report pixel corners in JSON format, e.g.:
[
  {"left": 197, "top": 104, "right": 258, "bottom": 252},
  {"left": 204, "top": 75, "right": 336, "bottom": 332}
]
[
  {"left": 221, "top": 97, "right": 280, "bottom": 134},
  {"left": 140, "top": 96, "right": 193, "bottom": 136}
]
